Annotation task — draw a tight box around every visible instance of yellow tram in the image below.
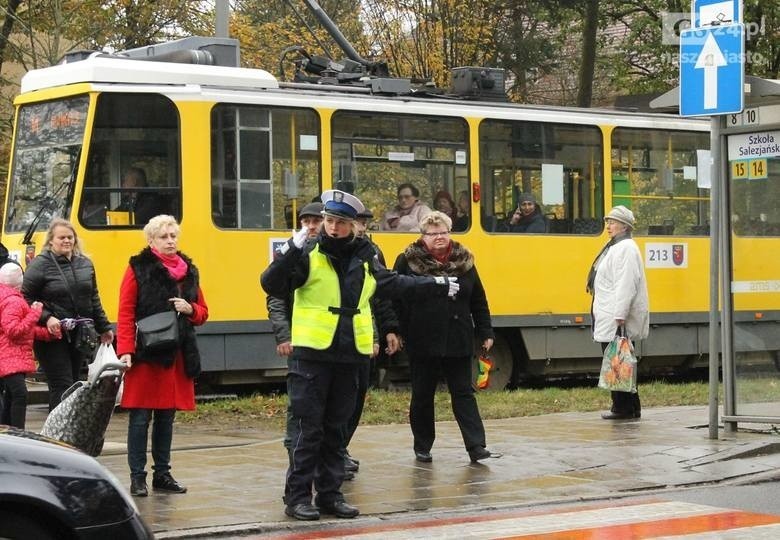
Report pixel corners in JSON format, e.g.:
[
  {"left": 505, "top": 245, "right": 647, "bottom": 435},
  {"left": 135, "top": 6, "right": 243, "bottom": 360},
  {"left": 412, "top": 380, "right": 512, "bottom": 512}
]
[{"left": 3, "top": 37, "right": 779, "bottom": 388}]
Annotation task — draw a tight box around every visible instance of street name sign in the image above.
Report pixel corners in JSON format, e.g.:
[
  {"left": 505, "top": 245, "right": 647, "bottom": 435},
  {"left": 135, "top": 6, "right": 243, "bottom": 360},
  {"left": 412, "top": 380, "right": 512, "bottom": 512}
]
[
  {"left": 727, "top": 130, "right": 780, "bottom": 161},
  {"left": 680, "top": 24, "right": 744, "bottom": 117}
]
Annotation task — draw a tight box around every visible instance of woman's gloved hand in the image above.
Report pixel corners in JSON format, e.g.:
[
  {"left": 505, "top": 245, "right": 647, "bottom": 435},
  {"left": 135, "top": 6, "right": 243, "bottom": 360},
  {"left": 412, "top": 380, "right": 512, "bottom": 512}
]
[
  {"left": 292, "top": 225, "right": 309, "bottom": 249},
  {"left": 434, "top": 276, "right": 459, "bottom": 297}
]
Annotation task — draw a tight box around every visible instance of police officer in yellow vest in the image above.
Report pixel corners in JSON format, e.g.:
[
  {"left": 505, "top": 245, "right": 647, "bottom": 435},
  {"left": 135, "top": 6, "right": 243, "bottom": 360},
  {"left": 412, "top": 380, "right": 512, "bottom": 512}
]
[{"left": 261, "top": 189, "right": 459, "bottom": 522}]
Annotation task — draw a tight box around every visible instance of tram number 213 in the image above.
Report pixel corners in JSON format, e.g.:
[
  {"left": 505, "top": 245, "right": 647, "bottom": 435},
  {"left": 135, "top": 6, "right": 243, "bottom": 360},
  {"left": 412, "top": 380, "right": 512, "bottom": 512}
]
[{"left": 644, "top": 243, "right": 688, "bottom": 269}]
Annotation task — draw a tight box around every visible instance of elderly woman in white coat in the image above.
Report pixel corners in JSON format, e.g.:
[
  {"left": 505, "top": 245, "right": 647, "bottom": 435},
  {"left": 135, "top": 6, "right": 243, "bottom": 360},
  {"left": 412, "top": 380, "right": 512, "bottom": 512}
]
[{"left": 587, "top": 205, "right": 649, "bottom": 419}]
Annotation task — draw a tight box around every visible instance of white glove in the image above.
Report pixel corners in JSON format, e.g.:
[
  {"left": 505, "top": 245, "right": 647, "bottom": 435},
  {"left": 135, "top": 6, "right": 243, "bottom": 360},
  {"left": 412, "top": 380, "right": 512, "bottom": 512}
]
[
  {"left": 292, "top": 226, "right": 308, "bottom": 249},
  {"left": 447, "top": 276, "right": 459, "bottom": 297},
  {"left": 434, "top": 276, "right": 459, "bottom": 297}
]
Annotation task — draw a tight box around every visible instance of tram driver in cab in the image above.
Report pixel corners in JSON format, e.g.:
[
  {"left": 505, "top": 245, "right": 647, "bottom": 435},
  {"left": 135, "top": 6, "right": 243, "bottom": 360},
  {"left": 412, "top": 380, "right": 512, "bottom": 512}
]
[{"left": 114, "top": 167, "right": 167, "bottom": 226}]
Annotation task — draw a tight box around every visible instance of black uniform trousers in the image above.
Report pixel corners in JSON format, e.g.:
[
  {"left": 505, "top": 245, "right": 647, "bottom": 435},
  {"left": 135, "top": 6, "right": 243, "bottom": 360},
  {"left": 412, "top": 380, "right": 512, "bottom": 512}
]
[
  {"left": 33, "top": 336, "right": 85, "bottom": 412},
  {"left": 600, "top": 340, "right": 641, "bottom": 416},
  {"left": 409, "top": 354, "right": 486, "bottom": 454},
  {"left": 285, "top": 357, "right": 359, "bottom": 507},
  {"left": 343, "top": 359, "right": 370, "bottom": 450}
]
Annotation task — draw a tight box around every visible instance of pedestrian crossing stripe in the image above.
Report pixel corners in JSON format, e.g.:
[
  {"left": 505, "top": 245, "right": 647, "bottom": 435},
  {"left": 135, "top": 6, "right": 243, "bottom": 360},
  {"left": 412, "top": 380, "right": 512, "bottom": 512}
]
[{"left": 264, "top": 500, "right": 780, "bottom": 539}]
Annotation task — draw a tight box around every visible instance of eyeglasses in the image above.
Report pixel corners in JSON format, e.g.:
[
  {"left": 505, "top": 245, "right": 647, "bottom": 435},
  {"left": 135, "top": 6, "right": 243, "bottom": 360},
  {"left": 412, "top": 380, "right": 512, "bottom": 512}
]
[{"left": 422, "top": 231, "right": 450, "bottom": 237}]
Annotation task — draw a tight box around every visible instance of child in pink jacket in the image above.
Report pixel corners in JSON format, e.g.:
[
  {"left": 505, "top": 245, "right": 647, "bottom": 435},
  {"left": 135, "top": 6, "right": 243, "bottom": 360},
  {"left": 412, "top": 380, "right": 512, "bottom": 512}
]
[{"left": 0, "top": 263, "right": 59, "bottom": 429}]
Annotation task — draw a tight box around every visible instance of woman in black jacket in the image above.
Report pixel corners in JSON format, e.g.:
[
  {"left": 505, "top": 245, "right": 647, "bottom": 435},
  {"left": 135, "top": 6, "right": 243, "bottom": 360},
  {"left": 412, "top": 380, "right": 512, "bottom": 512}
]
[
  {"left": 394, "top": 211, "right": 500, "bottom": 463},
  {"left": 22, "top": 219, "right": 113, "bottom": 411}
]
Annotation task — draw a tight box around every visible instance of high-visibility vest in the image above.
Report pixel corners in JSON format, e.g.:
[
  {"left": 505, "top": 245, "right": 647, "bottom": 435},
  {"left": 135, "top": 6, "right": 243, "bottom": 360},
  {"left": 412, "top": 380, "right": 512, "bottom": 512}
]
[{"left": 292, "top": 244, "right": 376, "bottom": 354}]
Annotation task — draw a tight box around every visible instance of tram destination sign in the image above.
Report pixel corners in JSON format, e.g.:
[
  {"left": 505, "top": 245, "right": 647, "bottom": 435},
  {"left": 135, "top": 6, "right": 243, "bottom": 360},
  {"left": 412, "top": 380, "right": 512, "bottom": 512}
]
[{"left": 727, "top": 130, "right": 780, "bottom": 161}]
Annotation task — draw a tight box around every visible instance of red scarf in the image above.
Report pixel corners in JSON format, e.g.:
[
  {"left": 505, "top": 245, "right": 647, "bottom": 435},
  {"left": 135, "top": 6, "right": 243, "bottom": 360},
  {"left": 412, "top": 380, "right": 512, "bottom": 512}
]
[
  {"left": 151, "top": 247, "right": 188, "bottom": 281},
  {"left": 423, "top": 241, "right": 452, "bottom": 264}
]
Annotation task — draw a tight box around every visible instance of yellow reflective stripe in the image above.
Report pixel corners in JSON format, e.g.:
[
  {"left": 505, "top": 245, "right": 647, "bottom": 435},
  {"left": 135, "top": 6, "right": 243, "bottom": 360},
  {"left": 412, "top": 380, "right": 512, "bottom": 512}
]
[
  {"left": 353, "top": 262, "right": 376, "bottom": 354},
  {"left": 292, "top": 245, "right": 339, "bottom": 349}
]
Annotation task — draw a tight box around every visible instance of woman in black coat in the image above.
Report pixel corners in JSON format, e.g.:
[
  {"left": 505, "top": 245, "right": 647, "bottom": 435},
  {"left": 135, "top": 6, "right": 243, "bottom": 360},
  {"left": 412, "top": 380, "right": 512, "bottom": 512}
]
[
  {"left": 22, "top": 219, "right": 113, "bottom": 411},
  {"left": 393, "top": 211, "right": 500, "bottom": 463}
]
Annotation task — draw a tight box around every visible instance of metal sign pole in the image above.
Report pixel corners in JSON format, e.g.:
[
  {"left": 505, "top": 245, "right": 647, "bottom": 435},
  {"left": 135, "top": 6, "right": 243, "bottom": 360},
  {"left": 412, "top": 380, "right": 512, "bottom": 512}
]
[
  {"left": 708, "top": 116, "right": 721, "bottom": 439},
  {"left": 719, "top": 118, "right": 737, "bottom": 435}
]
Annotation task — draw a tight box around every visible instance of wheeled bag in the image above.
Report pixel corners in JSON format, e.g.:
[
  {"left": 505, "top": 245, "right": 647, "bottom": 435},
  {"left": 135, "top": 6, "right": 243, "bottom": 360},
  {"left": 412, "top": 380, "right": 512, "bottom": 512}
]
[{"left": 40, "top": 361, "right": 127, "bottom": 456}]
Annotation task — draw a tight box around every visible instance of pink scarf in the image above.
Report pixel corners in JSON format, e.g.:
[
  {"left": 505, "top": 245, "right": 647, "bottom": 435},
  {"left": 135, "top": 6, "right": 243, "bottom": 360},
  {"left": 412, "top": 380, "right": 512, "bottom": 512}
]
[{"left": 151, "top": 247, "right": 188, "bottom": 281}]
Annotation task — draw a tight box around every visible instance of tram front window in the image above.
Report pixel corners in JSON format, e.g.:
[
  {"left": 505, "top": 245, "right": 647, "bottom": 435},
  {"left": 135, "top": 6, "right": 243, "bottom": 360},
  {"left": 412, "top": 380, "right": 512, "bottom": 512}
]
[
  {"left": 5, "top": 97, "right": 88, "bottom": 234},
  {"left": 80, "top": 93, "right": 181, "bottom": 228}
]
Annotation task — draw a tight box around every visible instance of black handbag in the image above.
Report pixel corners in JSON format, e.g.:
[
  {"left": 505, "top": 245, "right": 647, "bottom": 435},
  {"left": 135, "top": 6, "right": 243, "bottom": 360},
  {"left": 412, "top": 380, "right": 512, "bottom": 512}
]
[
  {"left": 73, "top": 319, "right": 99, "bottom": 357},
  {"left": 136, "top": 310, "right": 180, "bottom": 354}
]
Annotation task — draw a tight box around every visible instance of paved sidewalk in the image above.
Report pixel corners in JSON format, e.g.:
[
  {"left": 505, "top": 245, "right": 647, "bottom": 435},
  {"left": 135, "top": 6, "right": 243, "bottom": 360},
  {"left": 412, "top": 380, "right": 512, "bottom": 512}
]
[{"left": 23, "top": 402, "right": 780, "bottom": 538}]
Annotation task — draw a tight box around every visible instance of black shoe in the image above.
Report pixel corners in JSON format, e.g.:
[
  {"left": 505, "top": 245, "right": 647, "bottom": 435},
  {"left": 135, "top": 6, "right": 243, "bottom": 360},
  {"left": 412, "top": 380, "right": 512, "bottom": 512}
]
[
  {"left": 130, "top": 475, "right": 148, "bottom": 497},
  {"left": 415, "top": 451, "right": 433, "bottom": 463},
  {"left": 468, "top": 447, "right": 502, "bottom": 463},
  {"left": 345, "top": 452, "right": 359, "bottom": 466},
  {"left": 344, "top": 456, "right": 359, "bottom": 472},
  {"left": 601, "top": 411, "right": 634, "bottom": 420},
  {"left": 285, "top": 503, "right": 320, "bottom": 521},
  {"left": 344, "top": 470, "right": 355, "bottom": 481},
  {"left": 317, "top": 499, "right": 360, "bottom": 519},
  {"left": 152, "top": 472, "right": 187, "bottom": 493}
]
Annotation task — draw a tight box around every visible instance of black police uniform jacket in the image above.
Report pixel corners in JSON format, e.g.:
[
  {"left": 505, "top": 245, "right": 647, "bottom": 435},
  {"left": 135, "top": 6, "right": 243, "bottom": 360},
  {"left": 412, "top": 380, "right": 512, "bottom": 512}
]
[
  {"left": 393, "top": 240, "right": 494, "bottom": 358},
  {"left": 265, "top": 236, "right": 399, "bottom": 346},
  {"left": 261, "top": 233, "right": 444, "bottom": 364},
  {"left": 129, "top": 247, "right": 202, "bottom": 378}
]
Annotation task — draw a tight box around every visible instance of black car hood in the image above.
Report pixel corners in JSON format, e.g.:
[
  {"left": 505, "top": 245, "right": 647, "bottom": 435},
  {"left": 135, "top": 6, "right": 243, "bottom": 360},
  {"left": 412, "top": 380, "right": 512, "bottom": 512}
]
[{"left": 0, "top": 426, "right": 135, "bottom": 528}]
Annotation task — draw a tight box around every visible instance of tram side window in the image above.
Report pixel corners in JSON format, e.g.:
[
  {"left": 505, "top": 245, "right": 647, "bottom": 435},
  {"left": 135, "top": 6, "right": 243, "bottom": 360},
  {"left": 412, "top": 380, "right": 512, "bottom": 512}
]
[
  {"left": 611, "top": 128, "right": 710, "bottom": 236},
  {"left": 331, "top": 112, "right": 469, "bottom": 232},
  {"left": 731, "top": 157, "right": 780, "bottom": 236},
  {"left": 210, "top": 105, "right": 320, "bottom": 229},
  {"left": 80, "top": 93, "right": 181, "bottom": 228},
  {"left": 479, "top": 120, "right": 603, "bottom": 234}
]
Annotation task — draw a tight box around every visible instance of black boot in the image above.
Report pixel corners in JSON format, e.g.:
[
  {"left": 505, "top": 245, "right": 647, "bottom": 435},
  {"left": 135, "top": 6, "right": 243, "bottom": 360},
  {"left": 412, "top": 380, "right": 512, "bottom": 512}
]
[
  {"left": 152, "top": 472, "right": 187, "bottom": 493},
  {"left": 130, "top": 474, "right": 148, "bottom": 497}
]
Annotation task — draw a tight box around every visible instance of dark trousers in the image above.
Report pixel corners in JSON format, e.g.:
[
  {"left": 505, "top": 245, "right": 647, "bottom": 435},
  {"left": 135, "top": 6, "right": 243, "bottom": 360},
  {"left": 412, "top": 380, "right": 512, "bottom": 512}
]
[
  {"left": 127, "top": 408, "right": 176, "bottom": 477},
  {"left": 409, "top": 355, "right": 486, "bottom": 453},
  {"left": 0, "top": 373, "right": 28, "bottom": 429},
  {"left": 600, "top": 341, "right": 641, "bottom": 415},
  {"left": 343, "top": 360, "right": 370, "bottom": 450},
  {"left": 285, "top": 358, "right": 358, "bottom": 507},
  {"left": 34, "top": 338, "right": 84, "bottom": 411}
]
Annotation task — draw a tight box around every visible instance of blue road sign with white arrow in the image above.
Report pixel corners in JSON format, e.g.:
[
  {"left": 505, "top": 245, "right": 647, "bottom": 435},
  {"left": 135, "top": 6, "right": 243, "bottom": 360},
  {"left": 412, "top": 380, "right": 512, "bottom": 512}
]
[{"left": 680, "top": 24, "right": 744, "bottom": 117}]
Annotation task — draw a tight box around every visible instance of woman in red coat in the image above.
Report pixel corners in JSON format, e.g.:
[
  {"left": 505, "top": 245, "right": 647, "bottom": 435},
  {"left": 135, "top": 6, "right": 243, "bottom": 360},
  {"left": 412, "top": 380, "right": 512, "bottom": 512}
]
[
  {"left": 117, "top": 215, "right": 208, "bottom": 497},
  {"left": 0, "top": 263, "right": 58, "bottom": 428}
]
